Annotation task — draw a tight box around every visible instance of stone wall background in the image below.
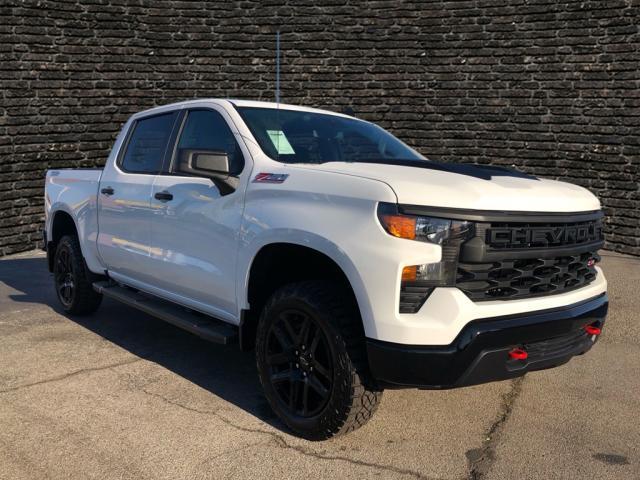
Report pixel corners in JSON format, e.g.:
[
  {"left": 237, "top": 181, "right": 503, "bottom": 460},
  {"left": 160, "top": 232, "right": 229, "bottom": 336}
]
[{"left": 1, "top": 0, "right": 638, "bottom": 256}]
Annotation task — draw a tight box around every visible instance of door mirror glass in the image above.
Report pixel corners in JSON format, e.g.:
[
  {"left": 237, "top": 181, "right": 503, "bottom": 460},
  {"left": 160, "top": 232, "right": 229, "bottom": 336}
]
[{"left": 177, "top": 149, "right": 230, "bottom": 177}]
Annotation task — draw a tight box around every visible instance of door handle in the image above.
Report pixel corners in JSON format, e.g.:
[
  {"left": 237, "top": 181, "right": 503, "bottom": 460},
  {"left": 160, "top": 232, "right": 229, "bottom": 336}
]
[
  {"left": 101, "top": 187, "right": 114, "bottom": 196},
  {"left": 154, "top": 191, "right": 173, "bottom": 202}
]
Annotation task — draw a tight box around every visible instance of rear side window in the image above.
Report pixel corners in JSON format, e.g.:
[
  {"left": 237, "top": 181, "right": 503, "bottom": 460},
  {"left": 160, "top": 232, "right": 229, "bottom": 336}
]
[
  {"left": 174, "top": 109, "right": 244, "bottom": 175},
  {"left": 120, "top": 112, "right": 178, "bottom": 174}
]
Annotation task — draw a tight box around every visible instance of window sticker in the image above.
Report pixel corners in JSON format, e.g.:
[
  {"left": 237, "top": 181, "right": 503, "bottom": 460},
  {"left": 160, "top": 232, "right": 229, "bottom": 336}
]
[{"left": 267, "top": 130, "right": 295, "bottom": 155}]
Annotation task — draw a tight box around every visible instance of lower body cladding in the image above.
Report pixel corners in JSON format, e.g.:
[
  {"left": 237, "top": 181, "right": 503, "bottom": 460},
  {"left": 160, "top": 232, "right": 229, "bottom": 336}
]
[{"left": 366, "top": 293, "right": 608, "bottom": 389}]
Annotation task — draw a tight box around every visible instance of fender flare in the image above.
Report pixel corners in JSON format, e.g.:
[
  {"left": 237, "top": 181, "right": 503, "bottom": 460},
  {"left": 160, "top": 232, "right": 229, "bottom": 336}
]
[
  {"left": 237, "top": 229, "right": 375, "bottom": 336},
  {"left": 48, "top": 203, "right": 103, "bottom": 274}
]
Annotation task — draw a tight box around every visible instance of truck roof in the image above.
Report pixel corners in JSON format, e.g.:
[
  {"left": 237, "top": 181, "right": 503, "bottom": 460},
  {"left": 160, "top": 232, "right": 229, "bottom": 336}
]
[{"left": 131, "top": 98, "right": 354, "bottom": 120}]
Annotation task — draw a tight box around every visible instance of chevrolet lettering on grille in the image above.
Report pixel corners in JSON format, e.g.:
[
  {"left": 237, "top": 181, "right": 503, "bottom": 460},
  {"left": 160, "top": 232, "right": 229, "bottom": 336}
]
[{"left": 487, "top": 222, "right": 603, "bottom": 248}]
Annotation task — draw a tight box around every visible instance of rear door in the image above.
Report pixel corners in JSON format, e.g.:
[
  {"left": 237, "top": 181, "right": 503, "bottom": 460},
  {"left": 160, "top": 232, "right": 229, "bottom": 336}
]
[
  {"left": 146, "top": 107, "right": 248, "bottom": 321},
  {"left": 97, "top": 110, "right": 180, "bottom": 286}
]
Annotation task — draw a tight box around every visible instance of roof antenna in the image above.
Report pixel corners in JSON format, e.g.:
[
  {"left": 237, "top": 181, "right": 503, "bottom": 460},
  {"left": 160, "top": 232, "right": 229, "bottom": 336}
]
[
  {"left": 275, "top": 30, "right": 281, "bottom": 161},
  {"left": 275, "top": 30, "right": 281, "bottom": 104}
]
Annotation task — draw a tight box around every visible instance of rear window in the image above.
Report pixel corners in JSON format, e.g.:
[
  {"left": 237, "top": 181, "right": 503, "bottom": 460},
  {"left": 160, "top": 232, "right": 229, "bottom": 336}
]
[{"left": 120, "top": 112, "right": 178, "bottom": 174}]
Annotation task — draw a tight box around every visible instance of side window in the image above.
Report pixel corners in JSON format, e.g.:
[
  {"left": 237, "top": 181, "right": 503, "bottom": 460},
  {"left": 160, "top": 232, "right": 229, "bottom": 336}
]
[
  {"left": 120, "top": 112, "right": 177, "bottom": 174},
  {"left": 174, "top": 109, "right": 244, "bottom": 176}
]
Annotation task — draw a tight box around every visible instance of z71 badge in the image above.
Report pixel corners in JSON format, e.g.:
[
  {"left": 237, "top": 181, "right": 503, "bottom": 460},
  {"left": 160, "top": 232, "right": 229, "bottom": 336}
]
[{"left": 252, "top": 173, "right": 289, "bottom": 184}]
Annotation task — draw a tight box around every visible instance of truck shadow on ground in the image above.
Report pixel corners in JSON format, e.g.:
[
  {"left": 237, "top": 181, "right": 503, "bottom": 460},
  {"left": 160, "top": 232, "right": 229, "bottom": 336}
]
[{"left": 0, "top": 255, "right": 284, "bottom": 431}]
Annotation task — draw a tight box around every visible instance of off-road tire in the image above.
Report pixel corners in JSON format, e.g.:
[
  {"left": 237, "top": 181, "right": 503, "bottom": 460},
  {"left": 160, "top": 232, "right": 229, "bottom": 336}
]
[
  {"left": 256, "top": 280, "right": 382, "bottom": 440},
  {"left": 53, "top": 235, "right": 102, "bottom": 315}
]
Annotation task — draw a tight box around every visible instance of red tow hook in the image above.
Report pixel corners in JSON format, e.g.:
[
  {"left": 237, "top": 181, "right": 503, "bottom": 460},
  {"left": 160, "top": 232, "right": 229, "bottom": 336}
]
[
  {"left": 508, "top": 347, "right": 528, "bottom": 361},
  {"left": 584, "top": 324, "right": 602, "bottom": 336}
]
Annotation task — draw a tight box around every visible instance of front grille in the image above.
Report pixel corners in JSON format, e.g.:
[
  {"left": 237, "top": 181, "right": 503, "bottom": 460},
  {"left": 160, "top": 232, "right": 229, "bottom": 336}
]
[
  {"left": 455, "top": 212, "right": 604, "bottom": 302},
  {"left": 457, "top": 251, "right": 600, "bottom": 301}
]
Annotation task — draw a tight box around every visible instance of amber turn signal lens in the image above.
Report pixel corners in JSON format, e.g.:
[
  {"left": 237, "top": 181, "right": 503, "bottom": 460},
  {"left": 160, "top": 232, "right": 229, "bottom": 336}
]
[
  {"left": 402, "top": 266, "right": 417, "bottom": 282},
  {"left": 381, "top": 214, "right": 416, "bottom": 240}
]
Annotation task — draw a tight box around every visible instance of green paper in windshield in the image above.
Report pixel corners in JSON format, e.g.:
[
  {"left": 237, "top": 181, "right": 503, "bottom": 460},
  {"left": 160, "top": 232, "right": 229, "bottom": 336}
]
[{"left": 267, "top": 130, "right": 295, "bottom": 155}]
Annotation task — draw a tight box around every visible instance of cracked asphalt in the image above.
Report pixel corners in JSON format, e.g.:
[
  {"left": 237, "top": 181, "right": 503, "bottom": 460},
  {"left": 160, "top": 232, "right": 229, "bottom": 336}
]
[{"left": 0, "top": 250, "right": 638, "bottom": 479}]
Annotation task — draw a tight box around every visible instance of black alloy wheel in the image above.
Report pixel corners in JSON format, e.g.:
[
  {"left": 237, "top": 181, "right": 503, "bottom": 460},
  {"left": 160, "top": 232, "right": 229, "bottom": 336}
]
[
  {"left": 265, "top": 309, "right": 334, "bottom": 417},
  {"left": 55, "top": 242, "right": 76, "bottom": 308},
  {"left": 53, "top": 235, "right": 102, "bottom": 315}
]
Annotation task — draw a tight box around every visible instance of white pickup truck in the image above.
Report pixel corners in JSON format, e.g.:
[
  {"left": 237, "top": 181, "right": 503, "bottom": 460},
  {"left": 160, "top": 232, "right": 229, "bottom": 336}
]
[{"left": 44, "top": 99, "right": 608, "bottom": 439}]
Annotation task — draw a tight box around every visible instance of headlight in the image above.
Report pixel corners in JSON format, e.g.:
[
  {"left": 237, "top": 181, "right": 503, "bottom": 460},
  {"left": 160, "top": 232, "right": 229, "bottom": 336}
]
[
  {"left": 377, "top": 203, "right": 474, "bottom": 313},
  {"left": 377, "top": 203, "right": 472, "bottom": 245}
]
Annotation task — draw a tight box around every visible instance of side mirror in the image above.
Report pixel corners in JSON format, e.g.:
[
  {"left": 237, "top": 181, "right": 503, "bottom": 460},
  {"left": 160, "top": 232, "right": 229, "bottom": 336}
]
[
  {"left": 176, "top": 149, "right": 238, "bottom": 196},
  {"left": 177, "top": 149, "right": 230, "bottom": 177}
]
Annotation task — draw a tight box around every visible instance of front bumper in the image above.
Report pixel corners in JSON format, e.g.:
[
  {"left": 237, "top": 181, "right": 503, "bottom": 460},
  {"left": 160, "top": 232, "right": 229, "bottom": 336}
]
[{"left": 367, "top": 293, "right": 608, "bottom": 389}]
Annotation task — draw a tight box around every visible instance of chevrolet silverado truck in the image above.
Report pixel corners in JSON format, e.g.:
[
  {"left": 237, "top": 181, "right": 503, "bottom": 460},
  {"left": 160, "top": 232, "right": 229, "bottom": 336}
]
[{"left": 44, "top": 99, "right": 608, "bottom": 439}]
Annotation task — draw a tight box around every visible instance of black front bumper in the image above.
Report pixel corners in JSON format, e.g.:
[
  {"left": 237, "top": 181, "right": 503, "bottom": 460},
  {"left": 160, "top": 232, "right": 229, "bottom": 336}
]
[{"left": 367, "top": 293, "right": 608, "bottom": 389}]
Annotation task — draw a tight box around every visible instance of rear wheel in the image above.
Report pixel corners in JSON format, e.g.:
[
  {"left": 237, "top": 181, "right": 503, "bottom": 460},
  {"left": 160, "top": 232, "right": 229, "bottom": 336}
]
[
  {"left": 53, "top": 235, "right": 102, "bottom": 315},
  {"left": 256, "top": 281, "right": 382, "bottom": 440}
]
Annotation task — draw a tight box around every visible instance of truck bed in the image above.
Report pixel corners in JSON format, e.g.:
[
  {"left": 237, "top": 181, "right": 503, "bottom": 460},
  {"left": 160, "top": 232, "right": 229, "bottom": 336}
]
[{"left": 45, "top": 168, "right": 103, "bottom": 272}]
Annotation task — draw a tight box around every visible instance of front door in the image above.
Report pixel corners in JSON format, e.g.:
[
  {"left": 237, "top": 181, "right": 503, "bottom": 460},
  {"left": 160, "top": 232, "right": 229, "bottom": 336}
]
[
  {"left": 97, "top": 110, "right": 179, "bottom": 286},
  {"left": 146, "top": 107, "right": 249, "bottom": 321}
]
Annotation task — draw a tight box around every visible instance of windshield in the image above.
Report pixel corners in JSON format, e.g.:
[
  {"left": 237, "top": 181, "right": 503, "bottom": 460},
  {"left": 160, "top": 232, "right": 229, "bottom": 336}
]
[{"left": 237, "top": 107, "right": 425, "bottom": 165}]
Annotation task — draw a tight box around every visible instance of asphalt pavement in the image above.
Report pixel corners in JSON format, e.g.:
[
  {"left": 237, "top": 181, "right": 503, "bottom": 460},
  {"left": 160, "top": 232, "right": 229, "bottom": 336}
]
[{"left": 0, "top": 250, "right": 638, "bottom": 479}]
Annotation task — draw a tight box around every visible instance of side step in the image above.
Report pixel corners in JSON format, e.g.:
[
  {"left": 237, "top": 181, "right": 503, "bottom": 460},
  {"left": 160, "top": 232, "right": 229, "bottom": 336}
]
[{"left": 93, "top": 281, "right": 238, "bottom": 345}]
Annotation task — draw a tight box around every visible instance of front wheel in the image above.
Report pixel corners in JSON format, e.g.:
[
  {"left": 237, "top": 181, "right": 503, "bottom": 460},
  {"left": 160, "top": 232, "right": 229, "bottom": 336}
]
[
  {"left": 53, "top": 235, "right": 102, "bottom": 315},
  {"left": 256, "top": 281, "right": 382, "bottom": 440}
]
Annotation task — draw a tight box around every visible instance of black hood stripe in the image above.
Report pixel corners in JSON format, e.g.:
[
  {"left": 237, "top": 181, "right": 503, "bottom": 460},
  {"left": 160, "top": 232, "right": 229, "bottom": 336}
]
[{"left": 354, "top": 159, "right": 538, "bottom": 181}]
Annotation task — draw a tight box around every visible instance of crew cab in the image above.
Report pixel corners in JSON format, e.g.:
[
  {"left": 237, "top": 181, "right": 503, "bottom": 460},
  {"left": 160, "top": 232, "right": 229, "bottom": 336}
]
[{"left": 44, "top": 99, "right": 608, "bottom": 439}]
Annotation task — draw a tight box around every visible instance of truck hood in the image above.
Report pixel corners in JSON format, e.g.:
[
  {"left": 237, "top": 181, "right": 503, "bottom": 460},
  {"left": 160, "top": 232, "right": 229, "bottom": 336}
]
[{"left": 295, "top": 161, "right": 601, "bottom": 212}]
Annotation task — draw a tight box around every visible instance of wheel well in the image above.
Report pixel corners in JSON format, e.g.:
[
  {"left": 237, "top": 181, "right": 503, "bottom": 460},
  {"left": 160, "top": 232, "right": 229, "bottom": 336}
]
[
  {"left": 48, "top": 211, "right": 78, "bottom": 272},
  {"left": 241, "top": 243, "right": 358, "bottom": 351}
]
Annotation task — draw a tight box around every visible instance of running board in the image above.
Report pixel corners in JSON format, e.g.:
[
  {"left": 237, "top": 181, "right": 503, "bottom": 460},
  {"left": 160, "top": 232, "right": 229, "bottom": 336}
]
[{"left": 93, "top": 281, "right": 238, "bottom": 345}]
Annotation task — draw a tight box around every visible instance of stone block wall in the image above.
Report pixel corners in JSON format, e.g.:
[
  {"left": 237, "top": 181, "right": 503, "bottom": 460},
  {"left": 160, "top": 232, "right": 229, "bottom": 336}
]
[{"left": 1, "top": 0, "right": 638, "bottom": 255}]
